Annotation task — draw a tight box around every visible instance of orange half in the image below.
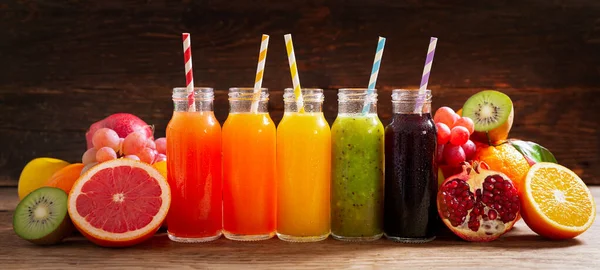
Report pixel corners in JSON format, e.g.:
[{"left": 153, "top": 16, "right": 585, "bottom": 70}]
[{"left": 520, "top": 162, "right": 596, "bottom": 240}]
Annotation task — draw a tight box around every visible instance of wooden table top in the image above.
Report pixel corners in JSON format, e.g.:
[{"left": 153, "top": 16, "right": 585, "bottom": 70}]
[{"left": 1, "top": 187, "right": 598, "bottom": 269}]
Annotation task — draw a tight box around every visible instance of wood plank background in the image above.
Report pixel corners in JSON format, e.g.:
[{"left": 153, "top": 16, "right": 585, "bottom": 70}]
[{"left": 1, "top": 0, "right": 599, "bottom": 185}]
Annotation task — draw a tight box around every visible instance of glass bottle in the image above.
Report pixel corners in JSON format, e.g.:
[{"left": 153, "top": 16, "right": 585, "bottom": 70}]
[
  {"left": 277, "top": 88, "right": 331, "bottom": 242},
  {"left": 330, "top": 88, "right": 384, "bottom": 241},
  {"left": 222, "top": 87, "right": 277, "bottom": 241},
  {"left": 166, "top": 87, "right": 222, "bottom": 242},
  {"left": 384, "top": 89, "right": 439, "bottom": 243}
]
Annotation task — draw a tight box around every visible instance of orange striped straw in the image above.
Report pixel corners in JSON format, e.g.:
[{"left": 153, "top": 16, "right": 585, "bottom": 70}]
[
  {"left": 182, "top": 33, "right": 195, "bottom": 111},
  {"left": 251, "top": 34, "right": 270, "bottom": 113},
  {"left": 284, "top": 34, "right": 304, "bottom": 113}
]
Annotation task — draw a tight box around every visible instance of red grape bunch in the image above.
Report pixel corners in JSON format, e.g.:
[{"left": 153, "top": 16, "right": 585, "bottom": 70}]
[{"left": 434, "top": 107, "right": 476, "bottom": 167}]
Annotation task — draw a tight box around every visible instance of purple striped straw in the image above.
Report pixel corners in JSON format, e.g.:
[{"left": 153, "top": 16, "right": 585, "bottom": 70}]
[{"left": 414, "top": 37, "right": 438, "bottom": 113}]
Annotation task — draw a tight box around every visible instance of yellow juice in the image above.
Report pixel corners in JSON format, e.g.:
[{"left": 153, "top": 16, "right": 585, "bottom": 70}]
[{"left": 277, "top": 112, "right": 331, "bottom": 241}]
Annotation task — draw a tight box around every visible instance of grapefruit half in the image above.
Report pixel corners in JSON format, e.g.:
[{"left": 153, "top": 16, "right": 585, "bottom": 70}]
[{"left": 68, "top": 159, "right": 170, "bottom": 247}]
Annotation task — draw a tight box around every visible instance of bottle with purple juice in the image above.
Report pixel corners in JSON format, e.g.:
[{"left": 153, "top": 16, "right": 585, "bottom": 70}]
[{"left": 384, "top": 89, "right": 438, "bottom": 243}]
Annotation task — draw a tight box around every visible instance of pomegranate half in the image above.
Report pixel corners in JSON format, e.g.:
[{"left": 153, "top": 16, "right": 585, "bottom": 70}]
[{"left": 437, "top": 161, "right": 520, "bottom": 242}]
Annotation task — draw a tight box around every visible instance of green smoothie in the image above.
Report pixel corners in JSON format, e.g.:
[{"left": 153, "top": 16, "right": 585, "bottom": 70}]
[{"left": 331, "top": 114, "right": 384, "bottom": 240}]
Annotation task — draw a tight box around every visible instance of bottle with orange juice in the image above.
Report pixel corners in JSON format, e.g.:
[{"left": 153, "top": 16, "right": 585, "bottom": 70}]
[
  {"left": 166, "top": 87, "right": 223, "bottom": 242},
  {"left": 222, "top": 87, "right": 277, "bottom": 241},
  {"left": 276, "top": 88, "right": 331, "bottom": 242}
]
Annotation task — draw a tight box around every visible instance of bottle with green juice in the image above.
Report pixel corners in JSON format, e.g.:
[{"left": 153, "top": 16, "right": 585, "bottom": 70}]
[{"left": 331, "top": 88, "right": 384, "bottom": 241}]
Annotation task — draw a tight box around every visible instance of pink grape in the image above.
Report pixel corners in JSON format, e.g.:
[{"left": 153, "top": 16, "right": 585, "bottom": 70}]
[
  {"left": 146, "top": 139, "right": 156, "bottom": 150},
  {"left": 154, "top": 153, "right": 167, "bottom": 163},
  {"left": 454, "top": 116, "right": 475, "bottom": 134},
  {"left": 434, "top": 107, "right": 460, "bottom": 127},
  {"left": 82, "top": 148, "right": 98, "bottom": 164},
  {"left": 461, "top": 140, "right": 477, "bottom": 160},
  {"left": 123, "top": 155, "right": 140, "bottom": 161},
  {"left": 122, "top": 132, "right": 147, "bottom": 155},
  {"left": 137, "top": 147, "right": 156, "bottom": 164},
  {"left": 96, "top": 147, "right": 117, "bottom": 162},
  {"left": 436, "top": 123, "right": 451, "bottom": 145},
  {"left": 92, "top": 128, "right": 120, "bottom": 151},
  {"left": 81, "top": 162, "right": 98, "bottom": 175},
  {"left": 155, "top": 137, "right": 167, "bottom": 155},
  {"left": 443, "top": 144, "right": 466, "bottom": 167},
  {"left": 436, "top": 144, "right": 445, "bottom": 163},
  {"left": 118, "top": 138, "right": 125, "bottom": 153},
  {"left": 450, "top": 126, "right": 470, "bottom": 146}
]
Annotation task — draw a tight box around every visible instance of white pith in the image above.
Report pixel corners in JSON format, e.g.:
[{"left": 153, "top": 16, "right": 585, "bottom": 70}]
[
  {"left": 68, "top": 159, "right": 171, "bottom": 241},
  {"left": 525, "top": 163, "right": 596, "bottom": 231}
]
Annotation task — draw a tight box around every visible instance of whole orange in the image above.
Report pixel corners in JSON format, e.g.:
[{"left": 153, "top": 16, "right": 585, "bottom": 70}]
[
  {"left": 473, "top": 141, "right": 530, "bottom": 192},
  {"left": 45, "top": 163, "right": 85, "bottom": 194}
]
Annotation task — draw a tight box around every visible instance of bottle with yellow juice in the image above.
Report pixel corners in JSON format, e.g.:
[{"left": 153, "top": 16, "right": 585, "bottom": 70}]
[{"left": 277, "top": 88, "right": 331, "bottom": 242}]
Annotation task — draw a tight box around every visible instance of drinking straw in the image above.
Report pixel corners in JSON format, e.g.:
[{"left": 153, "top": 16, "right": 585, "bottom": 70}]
[
  {"left": 284, "top": 34, "right": 305, "bottom": 113},
  {"left": 362, "top": 36, "right": 386, "bottom": 114},
  {"left": 182, "top": 33, "right": 195, "bottom": 111},
  {"left": 414, "top": 37, "right": 438, "bottom": 113},
  {"left": 251, "top": 34, "right": 270, "bottom": 113}
]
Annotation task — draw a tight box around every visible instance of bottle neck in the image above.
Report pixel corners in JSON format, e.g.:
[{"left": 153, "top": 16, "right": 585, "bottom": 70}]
[
  {"left": 391, "top": 89, "right": 432, "bottom": 114},
  {"left": 337, "top": 88, "right": 378, "bottom": 115},
  {"left": 228, "top": 87, "right": 269, "bottom": 113},
  {"left": 172, "top": 87, "right": 214, "bottom": 112},
  {"left": 284, "top": 88, "right": 324, "bottom": 113}
]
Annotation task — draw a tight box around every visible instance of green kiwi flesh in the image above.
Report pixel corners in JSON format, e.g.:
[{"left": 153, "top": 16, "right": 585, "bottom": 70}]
[
  {"left": 462, "top": 90, "right": 513, "bottom": 132},
  {"left": 13, "top": 187, "right": 73, "bottom": 245}
]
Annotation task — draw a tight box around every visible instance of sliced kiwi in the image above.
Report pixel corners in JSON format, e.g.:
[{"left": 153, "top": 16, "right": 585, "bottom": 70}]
[
  {"left": 13, "top": 187, "right": 73, "bottom": 245},
  {"left": 462, "top": 90, "right": 513, "bottom": 132}
]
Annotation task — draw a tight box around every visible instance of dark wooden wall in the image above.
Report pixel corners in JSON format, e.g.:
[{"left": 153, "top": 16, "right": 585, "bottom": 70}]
[{"left": 1, "top": 0, "right": 599, "bottom": 185}]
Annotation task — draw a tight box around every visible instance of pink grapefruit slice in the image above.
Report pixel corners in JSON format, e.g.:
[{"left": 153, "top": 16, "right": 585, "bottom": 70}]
[{"left": 68, "top": 159, "right": 170, "bottom": 247}]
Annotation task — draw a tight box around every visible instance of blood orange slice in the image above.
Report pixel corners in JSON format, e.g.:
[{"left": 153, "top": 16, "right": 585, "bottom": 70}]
[{"left": 68, "top": 159, "right": 170, "bottom": 247}]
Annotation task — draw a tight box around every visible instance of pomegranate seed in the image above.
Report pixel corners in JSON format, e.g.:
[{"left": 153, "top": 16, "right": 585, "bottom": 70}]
[
  {"left": 484, "top": 182, "right": 494, "bottom": 190},
  {"left": 504, "top": 182, "right": 512, "bottom": 191},
  {"left": 494, "top": 182, "right": 504, "bottom": 189},
  {"left": 496, "top": 176, "right": 504, "bottom": 183},
  {"left": 493, "top": 189, "right": 501, "bottom": 195},
  {"left": 461, "top": 190, "right": 470, "bottom": 198},
  {"left": 488, "top": 210, "right": 498, "bottom": 220}
]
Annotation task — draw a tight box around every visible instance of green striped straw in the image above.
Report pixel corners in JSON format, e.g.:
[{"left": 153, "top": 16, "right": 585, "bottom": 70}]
[{"left": 362, "top": 37, "right": 386, "bottom": 114}]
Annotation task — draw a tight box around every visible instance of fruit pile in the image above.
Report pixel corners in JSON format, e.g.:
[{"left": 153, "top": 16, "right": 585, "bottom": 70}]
[
  {"left": 435, "top": 90, "right": 596, "bottom": 242},
  {"left": 14, "top": 113, "right": 171, "bottom": 247}
]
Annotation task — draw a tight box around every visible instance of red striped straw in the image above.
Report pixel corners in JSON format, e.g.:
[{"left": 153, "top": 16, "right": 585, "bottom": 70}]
[{"left": 182, "top": 33, "right": 195, "bottom": 111}]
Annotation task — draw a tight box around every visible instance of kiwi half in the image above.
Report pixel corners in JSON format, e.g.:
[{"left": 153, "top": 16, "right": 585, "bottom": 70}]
[
  {"left": 13, "top": 187, "right": 74, "bottom": 245},
  {"left": 462, "top": 90, "right": 513, "bottom": 132}
]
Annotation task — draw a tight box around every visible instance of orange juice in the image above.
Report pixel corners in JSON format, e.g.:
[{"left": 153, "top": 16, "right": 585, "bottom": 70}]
[
  {"left": 277, "top": 88, "right": 331, "bottom": 242},
  {"left": 166, "top": 88, "right": 222, "bottom": 242},
  {"left": 222, "top": 88, "right": 276, "bottom": 241}
]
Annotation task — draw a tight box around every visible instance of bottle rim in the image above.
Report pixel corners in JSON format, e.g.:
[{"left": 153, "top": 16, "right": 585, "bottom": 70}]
[
  {"left": 337, "top": 88, "right": 378, "bottom": 102},
  {"left": 228, "top": 87, "right": 269, "bottom": 101},
  {"left": 391, "top": 89, "right": 432, "bottom": 103},
  {"left": 283, "top": 88, "right": 324, "bottom": 102},
  {"left": 172, "top": 87, "right": 214, "bottom": 100}
]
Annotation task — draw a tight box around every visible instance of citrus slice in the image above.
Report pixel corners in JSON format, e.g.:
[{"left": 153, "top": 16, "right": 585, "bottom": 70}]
[
  {"left": 68, "top": 159, "right": 170, "bottom": 247},
  {"left": 520, "top": 162, "right": 596, "bottom": 240}
]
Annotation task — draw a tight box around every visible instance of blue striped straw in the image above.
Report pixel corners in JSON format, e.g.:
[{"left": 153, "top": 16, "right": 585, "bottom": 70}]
[
  {"left": 414, "top": 37, "right": 438, "bottom": 113},
  {"left": 362, "top": 36, "right": 386, "bottom": 114}
]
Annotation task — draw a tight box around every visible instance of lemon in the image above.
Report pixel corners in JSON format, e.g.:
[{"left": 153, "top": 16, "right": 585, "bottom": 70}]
[
  {"left": 18, "top": 158, "right": 70, "bottom": 199},
  {"left": 153, "top": 161, "right": 167, "bottom": 180}
]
